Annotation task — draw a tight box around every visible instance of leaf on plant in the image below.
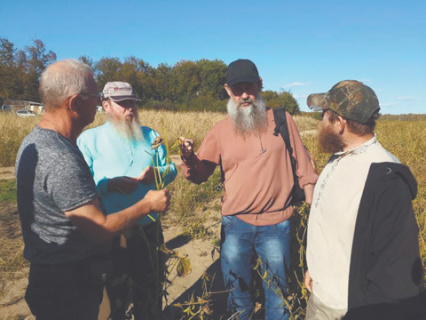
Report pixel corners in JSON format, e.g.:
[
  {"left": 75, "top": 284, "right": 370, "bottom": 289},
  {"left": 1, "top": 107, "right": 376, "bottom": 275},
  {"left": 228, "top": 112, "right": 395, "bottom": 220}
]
[
  {"left": 176, "top": 256, "right": 192, "bottom": 277},
  {"left": 210, "top": 246, "right": 220, "bottom": 260},
  {"left": 159, "top": 244, "right": 175, "bottom": 255},
  {"left": 254, "top": 302, "right": 262, "bottom": 313},
  {"left": 151, "top": 136, "right": 164, "bottom": 149}
]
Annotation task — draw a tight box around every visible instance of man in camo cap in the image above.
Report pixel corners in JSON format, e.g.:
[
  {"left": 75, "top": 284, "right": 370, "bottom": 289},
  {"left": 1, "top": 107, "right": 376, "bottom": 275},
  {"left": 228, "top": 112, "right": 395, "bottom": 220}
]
[{"left": 304, "top": 80, "right": 422, "bottom": 319}]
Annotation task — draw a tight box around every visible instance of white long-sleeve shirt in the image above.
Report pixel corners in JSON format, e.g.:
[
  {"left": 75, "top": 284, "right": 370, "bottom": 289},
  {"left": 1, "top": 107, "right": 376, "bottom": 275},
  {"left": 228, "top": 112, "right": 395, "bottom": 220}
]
[{"left": 307, "top": 136, "right": 399, "bottom": 309}]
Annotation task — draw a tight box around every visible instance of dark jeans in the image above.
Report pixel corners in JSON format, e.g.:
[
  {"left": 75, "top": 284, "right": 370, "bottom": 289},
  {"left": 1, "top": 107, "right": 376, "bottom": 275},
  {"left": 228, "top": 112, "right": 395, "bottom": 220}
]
[
  {"left": 221, "top": 216, "right": 291, "bottom": 320},
  {"left": 106, "top": 222, "right": 164, "bottom": 320},
  {"left": 25, "top": 256, "right": 107, "bottom": 320}
]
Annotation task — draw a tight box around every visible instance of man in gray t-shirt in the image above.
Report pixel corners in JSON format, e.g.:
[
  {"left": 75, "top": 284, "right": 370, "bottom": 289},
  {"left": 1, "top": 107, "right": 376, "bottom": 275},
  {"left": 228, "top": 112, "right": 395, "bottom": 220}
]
[
  {"left": 16, "top": 59, "right": 170, "bottom": 320},
  {"left": 16, "top": 126, "right": 109, "bottom": 264}
]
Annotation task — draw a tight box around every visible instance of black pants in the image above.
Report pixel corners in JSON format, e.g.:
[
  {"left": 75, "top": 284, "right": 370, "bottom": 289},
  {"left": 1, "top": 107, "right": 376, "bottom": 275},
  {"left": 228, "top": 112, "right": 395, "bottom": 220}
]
[
  {"left": 106, "top": 222, "right": 165, "bottom": 320},
  {"left": 26, "top": 256, "right": 107, "bottom": 320}
]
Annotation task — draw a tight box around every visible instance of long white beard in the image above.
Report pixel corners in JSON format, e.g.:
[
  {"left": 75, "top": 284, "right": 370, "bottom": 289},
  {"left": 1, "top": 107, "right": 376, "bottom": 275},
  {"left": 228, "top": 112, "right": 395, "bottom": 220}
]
[
  {"left": 107, "top": 113, "right": 143, "bottom": 141},
  {"left": 227, "top": 94, "right": 268, "bottom": 137}
]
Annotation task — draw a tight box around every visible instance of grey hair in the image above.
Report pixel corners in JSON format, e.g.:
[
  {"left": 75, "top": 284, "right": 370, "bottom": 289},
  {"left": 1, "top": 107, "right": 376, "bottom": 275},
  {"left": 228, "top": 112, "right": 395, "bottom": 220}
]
[{"left": 39, "top": 59, "right": 94, "bottom": 111}]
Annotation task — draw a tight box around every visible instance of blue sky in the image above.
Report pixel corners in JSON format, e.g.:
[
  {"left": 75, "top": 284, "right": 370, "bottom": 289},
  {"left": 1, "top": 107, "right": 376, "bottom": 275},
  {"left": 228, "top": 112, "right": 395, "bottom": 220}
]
[{"left": 2, "top": 0, "right": 425, "bottom": 114}]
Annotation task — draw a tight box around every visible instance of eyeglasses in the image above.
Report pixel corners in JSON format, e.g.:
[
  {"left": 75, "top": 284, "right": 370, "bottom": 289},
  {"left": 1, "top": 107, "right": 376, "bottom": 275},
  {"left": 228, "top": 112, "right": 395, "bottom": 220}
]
[
  {"left": 80, "top": 92, "right": 102, "bottom": 102},
  {"left": 230, "top": 83, "right": 259, "bottom": 96}
]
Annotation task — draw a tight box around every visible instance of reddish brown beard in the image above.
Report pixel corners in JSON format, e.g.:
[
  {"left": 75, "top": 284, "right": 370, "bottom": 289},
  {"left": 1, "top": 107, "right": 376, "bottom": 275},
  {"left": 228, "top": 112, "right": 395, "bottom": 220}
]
[{"left": 318, "top": 124, "right": 346, "bottom": 153}]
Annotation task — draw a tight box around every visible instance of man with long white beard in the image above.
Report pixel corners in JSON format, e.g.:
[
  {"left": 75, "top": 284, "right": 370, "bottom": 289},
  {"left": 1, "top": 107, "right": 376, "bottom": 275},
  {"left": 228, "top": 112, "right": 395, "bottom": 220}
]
[
  {"left": 180, "top": 59, "right": 318, "bottom": 320},
  {"left": 78, "top": 82, "right": 177, "bottom": 320}
]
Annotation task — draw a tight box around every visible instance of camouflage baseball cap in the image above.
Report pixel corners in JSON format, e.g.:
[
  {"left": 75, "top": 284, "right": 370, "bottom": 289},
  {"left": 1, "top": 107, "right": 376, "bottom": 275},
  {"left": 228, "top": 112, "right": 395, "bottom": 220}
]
[{"left": 307, "top": 80, "right": 380, "bottom": 124}]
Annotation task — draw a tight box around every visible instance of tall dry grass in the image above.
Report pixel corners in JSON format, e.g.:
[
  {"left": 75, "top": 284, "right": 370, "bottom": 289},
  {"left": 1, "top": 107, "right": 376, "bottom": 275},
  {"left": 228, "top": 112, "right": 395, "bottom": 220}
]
[
  {"left": 0, "top": 111, "right": 424, "bottom": 317},
  {"left": 376, "top": 120, "right": 426, "bottom": 270},
  {"left": 0, "top": 113, "right": 40, "bottom": 167},
  {"left": 0, "top": 110, "right": 319, "bottom": 167},
  {"left": 88, "top": 110, "right": 227, "bottom": 152}
]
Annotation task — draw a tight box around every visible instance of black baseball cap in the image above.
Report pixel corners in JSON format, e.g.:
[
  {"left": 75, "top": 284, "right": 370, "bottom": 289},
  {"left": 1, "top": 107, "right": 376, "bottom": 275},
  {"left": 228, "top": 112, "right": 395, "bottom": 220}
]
[{"left": 226, "top": 59, "right": 260, "bottom": 86}]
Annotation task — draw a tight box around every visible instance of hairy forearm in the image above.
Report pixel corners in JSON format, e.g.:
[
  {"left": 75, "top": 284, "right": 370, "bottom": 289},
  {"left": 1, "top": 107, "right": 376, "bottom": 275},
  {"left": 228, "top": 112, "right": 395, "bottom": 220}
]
[
  {"left": 99, "top": 198, "right": 153, "bottom": 240},
  {"left": 66, "top": 192, "right": 166, "bottom": 245}
]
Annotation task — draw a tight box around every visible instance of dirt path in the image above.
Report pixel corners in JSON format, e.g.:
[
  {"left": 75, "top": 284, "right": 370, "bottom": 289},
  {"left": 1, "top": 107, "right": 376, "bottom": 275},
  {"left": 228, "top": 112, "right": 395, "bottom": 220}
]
[
  {"left": 0, "top": 167, "right": 14, "bottom": 180},
  {"left": 0, "top": 200, "right": 224, "bottom": 320}
]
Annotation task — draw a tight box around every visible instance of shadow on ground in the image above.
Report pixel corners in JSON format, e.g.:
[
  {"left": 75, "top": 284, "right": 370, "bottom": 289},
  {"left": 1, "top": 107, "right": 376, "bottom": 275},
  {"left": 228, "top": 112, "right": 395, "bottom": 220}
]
[{"left": 165, "top": 233, "right": 192, "bottom": 251}]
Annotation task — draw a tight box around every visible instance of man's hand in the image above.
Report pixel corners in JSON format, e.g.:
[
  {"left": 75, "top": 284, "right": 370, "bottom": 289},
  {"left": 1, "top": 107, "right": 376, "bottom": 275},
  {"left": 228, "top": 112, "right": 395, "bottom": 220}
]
[
  {"left": 304, "top": 270, "right": 313, "bottom": 293},
  {"left": 144, "top": 189, "right": 170, "bottom": 213},
  {"left": 108, "top": 176, "right": 139, "bottom": 194},
  {"left": 137, "top": 166, "right": 157, "bottom": 185},
  {"left": 65, "top": 189, "right": 171, "bottom": 245},
  {"left": 304, "top": 184, "right": 315, "bottom": 205},
  {"left": 179, "top": 136, "right": 194, "bottom": 160}
]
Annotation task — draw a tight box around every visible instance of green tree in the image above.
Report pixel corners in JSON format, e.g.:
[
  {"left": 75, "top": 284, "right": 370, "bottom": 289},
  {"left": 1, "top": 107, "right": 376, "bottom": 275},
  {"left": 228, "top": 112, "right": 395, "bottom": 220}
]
[
  {"left": 277, "top": 91, "right": 300, "bottom": 114},
  {"left": 0, "top": 38, "right": 16, "bottom": 99},
  {"left": 95, "top": 57, "right": 123, "bottom": 90},
  {"left": 174, "top": 60, "right": 200, "bottom": 102},
  {"left": 0, "top": 38, "right": 55, "bottom": 101},
  {"left": 118, "top": 57, "right": 150, "bottom": 104},
  {"left": 149, "top": 63, "right": 175, "bottom": 102},
  {"left": 0, "top": 38, "right": 25, "bottom": 99},
  {"left": 262, "top": 90, "right": 280, "bottom": 108},
  {"left": 78, "top": 55, "right": 94, "bottom": 69},
  {"left": 0, "top": 38, "right": 15, "bottom": 67},
  {"left": 197, "top": 59, "right": 227, "bottom": 100},
  {"left": 24, "top": 40, "right": 56, "bottom": 101},
  {"left": 261, "top": 90, "right": 300, "bottom": 114}
]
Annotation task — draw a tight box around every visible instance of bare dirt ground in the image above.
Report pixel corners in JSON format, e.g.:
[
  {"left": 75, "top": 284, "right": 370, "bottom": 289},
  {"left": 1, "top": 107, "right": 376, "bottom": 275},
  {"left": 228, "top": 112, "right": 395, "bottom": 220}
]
[
  {"left": 0, "top": 167, "right": 227, "bottom": 320},
  {"left": 0, "top": 167, "right": 15, "bottom": 180},
  {"left": 0, "top": 204, "right": 225, "bottom": 320}
]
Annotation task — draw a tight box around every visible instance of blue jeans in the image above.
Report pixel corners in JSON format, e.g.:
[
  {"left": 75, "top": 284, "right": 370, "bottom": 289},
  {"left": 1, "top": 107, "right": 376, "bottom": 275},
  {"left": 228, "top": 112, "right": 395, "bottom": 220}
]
[
  {"left": 221, "top": 216, "right": 291, "bottom": 320},
  {"left": 25, "top": 256, "right": 107, "bottom": 320}
]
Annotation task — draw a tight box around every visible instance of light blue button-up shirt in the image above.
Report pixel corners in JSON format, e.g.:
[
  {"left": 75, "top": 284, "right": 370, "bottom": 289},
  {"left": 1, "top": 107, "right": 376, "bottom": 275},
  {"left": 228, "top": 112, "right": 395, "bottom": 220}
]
[{"left": 77, "top": 122, "right": 177, "bottom": 226}]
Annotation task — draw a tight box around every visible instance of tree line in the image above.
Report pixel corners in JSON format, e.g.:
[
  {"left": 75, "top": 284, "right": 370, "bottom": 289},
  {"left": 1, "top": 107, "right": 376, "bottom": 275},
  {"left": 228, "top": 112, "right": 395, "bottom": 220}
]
[{"left": 0, "top": 38, "right": 300, "bottom": 113}]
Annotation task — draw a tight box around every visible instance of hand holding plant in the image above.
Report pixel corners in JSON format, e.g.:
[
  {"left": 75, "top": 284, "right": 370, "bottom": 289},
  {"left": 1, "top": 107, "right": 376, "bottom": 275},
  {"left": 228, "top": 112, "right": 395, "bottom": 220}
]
[
  {"left": 179, "top": 136, "right": 194, "bottom": 160},
  {"left": 144, "top": 189, "right": 171, "bottom": 213}
]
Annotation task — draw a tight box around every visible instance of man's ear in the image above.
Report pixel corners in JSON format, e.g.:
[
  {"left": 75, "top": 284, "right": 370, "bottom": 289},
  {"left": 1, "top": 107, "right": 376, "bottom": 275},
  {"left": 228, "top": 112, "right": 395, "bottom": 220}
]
[
  {"left": 68, "top": 94, "right": 80, "bottom": 112},
  {"left": 224, "top": 83, "right": 231, "bottom": 97},
  {"left": 258, "top": 78, "right": 263, "bottom": 91},
  {"left": 337, "top": 116, "right": 347, "bottom": 135},
  {"left": 102, "top": 99, "right": 111, "bottom": 113}
]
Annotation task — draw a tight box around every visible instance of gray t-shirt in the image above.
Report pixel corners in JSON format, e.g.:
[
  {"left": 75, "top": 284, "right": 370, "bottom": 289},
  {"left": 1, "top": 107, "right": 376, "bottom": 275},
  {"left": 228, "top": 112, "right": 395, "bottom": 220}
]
[{"left": 15, "top": 126, "right": 109, "bottom": 264}]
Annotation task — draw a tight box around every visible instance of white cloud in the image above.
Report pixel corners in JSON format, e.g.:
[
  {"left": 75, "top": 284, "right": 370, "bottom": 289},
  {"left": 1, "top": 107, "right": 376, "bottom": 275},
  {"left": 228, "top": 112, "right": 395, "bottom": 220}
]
[
  {"left": 380, "top": 102, "right": 395, "bottom": 107},
  {"left": 293, "top": 94, "right": 307, "bottom": 99},
  {"left": 283, "top": 82, "right": 310, "bottom": 88},
  {"left": 397, "top": 96, "right": 416, "bottom": 101},
  {"left": 380, "top": 97, "right": 417, "bottom": 109}
]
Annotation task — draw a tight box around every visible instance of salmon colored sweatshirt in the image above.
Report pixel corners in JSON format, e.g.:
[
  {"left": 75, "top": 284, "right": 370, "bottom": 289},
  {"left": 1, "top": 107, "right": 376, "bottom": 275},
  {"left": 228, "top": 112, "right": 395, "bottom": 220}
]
[{"left": 182, "top": 108, "right": 318, "bottom": 226}]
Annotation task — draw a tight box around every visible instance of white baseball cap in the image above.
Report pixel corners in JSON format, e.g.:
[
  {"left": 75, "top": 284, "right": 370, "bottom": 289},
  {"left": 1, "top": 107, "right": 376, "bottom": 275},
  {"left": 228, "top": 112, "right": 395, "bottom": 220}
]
[{"left": 102, "top": 81, "right": 141, "bottom": 102}]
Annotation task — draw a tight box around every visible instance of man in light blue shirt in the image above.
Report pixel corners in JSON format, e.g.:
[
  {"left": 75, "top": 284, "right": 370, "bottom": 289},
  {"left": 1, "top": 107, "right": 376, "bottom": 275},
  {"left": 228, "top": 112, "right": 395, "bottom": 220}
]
[{"left": 78, "top": 81, "right": 176, "bottom": 320}]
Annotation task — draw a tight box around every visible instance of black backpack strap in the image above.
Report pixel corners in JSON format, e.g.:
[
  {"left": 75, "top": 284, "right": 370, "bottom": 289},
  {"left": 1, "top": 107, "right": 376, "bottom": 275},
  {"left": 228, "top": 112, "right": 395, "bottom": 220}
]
[
  {"left": 273, "top": 107, "right": 298, "bottom": 209},
  {"left": 273, "top": 108, "right": 293, "bottom": 156}
]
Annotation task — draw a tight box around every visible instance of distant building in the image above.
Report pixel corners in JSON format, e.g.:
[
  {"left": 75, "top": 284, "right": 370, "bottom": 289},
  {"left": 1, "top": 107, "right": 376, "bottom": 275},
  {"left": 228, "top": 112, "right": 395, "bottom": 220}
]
[{"left": 2, "top": 100, "right": 43, "bottom": 114}]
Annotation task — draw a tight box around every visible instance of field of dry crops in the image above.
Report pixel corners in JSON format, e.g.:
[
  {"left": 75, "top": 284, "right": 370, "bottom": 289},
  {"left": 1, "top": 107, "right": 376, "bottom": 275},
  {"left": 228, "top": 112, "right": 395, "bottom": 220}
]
[
  {"left": 0, "top": 111, "right": 424, "bottom": 319},
  {"left": 0, "top": 110, "right": 319, "bottom": 167}
]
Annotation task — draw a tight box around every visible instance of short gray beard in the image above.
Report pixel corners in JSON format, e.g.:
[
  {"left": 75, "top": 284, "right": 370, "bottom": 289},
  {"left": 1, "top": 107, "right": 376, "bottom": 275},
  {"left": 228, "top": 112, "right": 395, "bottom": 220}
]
[
  {"left": 227, "top": 94, "right": 268, "bottom": 137},
  {"left": 107, "top": 113, "right": 143, "bottom": 141}
]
